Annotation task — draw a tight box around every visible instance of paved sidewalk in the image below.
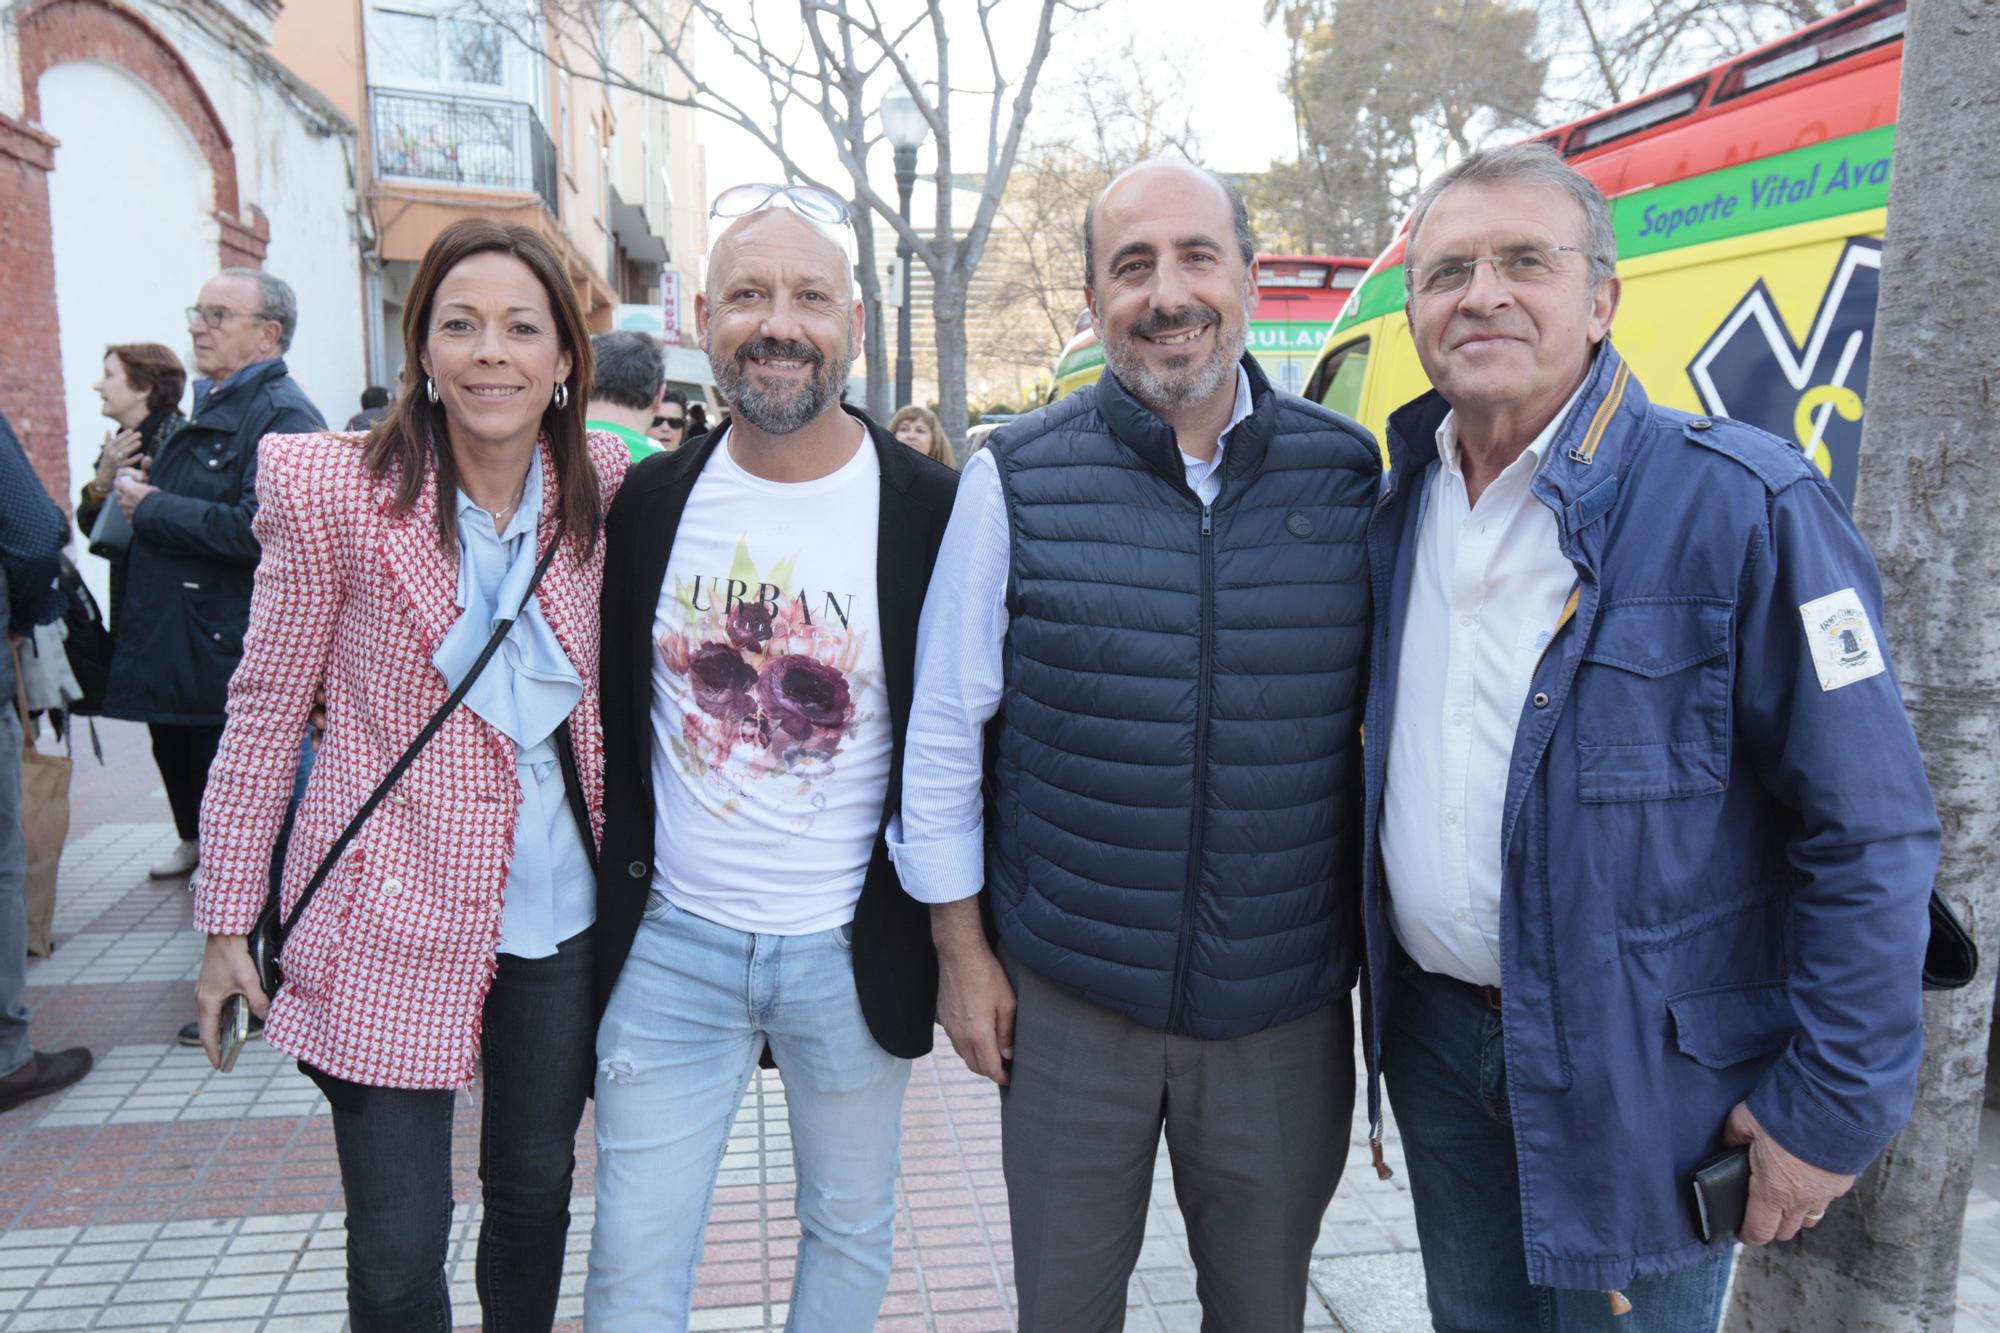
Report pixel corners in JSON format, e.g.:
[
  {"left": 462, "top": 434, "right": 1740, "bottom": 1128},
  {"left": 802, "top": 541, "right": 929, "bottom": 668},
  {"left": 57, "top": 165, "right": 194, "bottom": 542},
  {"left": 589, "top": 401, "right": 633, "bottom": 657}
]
[{"left": 1, "top": 717, "right": 1996, "bottom": 1331}]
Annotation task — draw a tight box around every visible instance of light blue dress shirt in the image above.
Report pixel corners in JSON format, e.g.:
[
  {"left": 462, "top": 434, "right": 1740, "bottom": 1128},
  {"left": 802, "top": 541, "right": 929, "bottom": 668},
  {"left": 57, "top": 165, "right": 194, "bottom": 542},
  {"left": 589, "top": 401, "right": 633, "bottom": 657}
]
[{"left": 434, "top": 451, "right": 595, "bottom": 958}]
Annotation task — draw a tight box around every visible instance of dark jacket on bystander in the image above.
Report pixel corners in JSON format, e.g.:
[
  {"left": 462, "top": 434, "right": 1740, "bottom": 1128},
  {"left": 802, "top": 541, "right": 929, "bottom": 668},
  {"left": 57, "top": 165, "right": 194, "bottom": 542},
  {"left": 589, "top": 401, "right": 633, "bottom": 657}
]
[{"left": 102, "top": 359, "right": 323, "bottom": 726}]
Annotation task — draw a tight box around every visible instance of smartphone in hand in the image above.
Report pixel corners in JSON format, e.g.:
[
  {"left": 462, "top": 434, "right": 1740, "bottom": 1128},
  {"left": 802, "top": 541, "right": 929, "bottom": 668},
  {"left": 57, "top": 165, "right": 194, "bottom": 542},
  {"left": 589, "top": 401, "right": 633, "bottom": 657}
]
[{"left": 217, "top": 994, "right": 252, "bottom": 1073}]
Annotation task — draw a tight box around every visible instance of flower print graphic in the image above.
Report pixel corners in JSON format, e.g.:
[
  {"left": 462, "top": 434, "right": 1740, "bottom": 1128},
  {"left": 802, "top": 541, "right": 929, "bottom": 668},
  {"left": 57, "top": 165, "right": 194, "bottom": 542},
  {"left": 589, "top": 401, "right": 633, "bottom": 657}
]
[
  {"left": 660, "top": 534, "right": 874, "bottom": 824},
  {"left": 658, "top": 630, "right": 692, "bottom": 676},
  {"left": 759, "top": 654, "right": 852, "bottom": 740},
  {"left": 688, "top": 642, "right": 757, "bottom": 721},
  {"left": 727, "top": 600, "right": 775, "bottom": 651}
]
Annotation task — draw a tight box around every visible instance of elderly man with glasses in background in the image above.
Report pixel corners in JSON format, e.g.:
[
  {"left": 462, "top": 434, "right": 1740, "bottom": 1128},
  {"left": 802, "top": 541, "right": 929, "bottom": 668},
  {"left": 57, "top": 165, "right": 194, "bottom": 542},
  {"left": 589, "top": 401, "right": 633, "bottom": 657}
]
[
  {"left": 99, "top": 269, "right": 323, "bottom": 1044},
  {"left": 1359, "top": 142, "right": 1939, "bottom": 1331}
]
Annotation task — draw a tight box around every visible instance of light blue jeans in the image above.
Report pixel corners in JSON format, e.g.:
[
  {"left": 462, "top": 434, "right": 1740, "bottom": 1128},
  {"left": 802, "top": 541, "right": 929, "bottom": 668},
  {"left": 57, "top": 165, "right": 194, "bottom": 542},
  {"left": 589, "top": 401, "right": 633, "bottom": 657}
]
[{"left": 584, "top": 894, "right": 912, "bottom": 1332}]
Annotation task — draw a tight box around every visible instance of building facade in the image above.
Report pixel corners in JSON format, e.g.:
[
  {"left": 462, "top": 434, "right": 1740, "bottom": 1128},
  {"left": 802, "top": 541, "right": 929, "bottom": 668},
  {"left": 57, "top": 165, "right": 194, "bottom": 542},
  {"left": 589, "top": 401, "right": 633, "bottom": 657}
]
[
  {"left": 272, "top": 0, "right": 621, "bottom": 396},
  {"left": 602, "top": 1, "right": 706, "bottom": 344},
  {"left": 0, "top": 0, "right": 364, "bottom": 547}
]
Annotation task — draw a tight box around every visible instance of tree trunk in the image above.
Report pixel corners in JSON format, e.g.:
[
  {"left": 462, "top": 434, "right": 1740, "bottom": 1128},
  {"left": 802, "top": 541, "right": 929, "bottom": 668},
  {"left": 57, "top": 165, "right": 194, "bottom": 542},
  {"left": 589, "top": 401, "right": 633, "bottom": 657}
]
[
  {"left": 1724, "top": 2, "right": 2000, "bottom": 1326},
  {"left": 931, "top": 274, "right": 969, "bottom": 460},
  {"left": 851, "top": 196, "right": 890, "bottom": 421}
]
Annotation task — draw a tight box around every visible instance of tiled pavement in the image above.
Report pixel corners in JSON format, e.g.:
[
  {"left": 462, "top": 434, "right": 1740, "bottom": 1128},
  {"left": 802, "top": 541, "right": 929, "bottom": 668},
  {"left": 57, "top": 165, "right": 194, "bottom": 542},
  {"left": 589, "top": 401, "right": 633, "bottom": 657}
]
[{"left": 2, "top": 718, "right": 1996, "bottom": 1331}]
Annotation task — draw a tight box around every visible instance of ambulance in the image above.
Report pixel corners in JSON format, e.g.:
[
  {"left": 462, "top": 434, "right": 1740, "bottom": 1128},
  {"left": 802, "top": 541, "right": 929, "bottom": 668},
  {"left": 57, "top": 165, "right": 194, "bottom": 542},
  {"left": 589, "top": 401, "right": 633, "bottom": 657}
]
[
  {"left": 1302, "top": 0, "right": 1904, "bottom": 505},
  {"left": 1049, "top": 255, "right": 1371, "bottom": 401}
]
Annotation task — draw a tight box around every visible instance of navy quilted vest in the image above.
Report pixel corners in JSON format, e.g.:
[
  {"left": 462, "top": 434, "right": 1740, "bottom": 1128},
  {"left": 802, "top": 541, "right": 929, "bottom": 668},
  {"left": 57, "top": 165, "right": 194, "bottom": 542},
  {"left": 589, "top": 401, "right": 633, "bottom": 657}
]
[{"left": 986, "top": 357, "right": 1378, "bottom": 1038}]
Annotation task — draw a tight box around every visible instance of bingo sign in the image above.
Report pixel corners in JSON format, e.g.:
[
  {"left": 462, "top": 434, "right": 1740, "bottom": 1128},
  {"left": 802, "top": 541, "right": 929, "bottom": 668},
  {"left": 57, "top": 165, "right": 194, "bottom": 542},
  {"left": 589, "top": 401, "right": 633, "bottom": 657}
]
[{"left": 661, "top": 269, "right": 682, "bottom": 344}]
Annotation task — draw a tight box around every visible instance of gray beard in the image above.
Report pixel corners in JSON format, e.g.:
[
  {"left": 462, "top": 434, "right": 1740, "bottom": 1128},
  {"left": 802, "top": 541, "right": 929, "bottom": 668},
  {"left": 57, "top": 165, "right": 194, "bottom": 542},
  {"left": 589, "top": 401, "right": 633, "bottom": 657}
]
[
  {"left": 711, "top": 343, "right": 853, "bottom": 436},
  {"left": 1103, "top": 315, "right": 1248, "bottom": 415}
]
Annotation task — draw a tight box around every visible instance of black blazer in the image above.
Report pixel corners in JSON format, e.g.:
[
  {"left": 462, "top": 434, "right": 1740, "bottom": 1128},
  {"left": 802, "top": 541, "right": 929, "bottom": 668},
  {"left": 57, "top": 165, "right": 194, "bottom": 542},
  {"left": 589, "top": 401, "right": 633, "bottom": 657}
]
[{"left": 594, "top": 407, "right": 960, "bottom": 1059}]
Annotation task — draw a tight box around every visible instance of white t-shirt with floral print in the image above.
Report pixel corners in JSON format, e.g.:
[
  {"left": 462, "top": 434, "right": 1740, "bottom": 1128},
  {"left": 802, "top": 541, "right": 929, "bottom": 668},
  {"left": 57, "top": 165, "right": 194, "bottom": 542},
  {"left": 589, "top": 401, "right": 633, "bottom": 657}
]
[{"left": 649, "top": 428, "right": 890, "bottom": 935}]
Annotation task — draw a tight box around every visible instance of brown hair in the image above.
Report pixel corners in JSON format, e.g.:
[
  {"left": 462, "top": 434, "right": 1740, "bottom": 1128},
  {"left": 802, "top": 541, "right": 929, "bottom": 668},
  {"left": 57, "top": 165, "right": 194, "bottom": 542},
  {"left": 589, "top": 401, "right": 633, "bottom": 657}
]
[
  {"left": 107, "top": 343, "right": 186, "bottom": 416},
  {"left": 888, "top": 404, "right": 951, "bottom": 465},
  {"left": 364, "top": 219, "right": 600, "bottom": 556}
]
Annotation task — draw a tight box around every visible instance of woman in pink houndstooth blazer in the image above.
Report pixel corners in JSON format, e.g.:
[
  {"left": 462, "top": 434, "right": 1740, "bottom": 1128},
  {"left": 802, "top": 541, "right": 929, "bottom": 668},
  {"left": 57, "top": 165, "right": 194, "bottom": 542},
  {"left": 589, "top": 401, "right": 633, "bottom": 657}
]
[{"left": 189, "top": 219, "right": 629, "bottom": 1332}]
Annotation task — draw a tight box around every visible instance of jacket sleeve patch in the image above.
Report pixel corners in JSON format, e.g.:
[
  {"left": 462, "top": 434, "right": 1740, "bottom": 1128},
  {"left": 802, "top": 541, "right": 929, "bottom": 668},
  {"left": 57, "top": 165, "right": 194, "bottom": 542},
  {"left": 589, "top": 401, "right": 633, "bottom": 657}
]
[{"left": 1799, "top": 588, "right": 1886, "bottom": 691}]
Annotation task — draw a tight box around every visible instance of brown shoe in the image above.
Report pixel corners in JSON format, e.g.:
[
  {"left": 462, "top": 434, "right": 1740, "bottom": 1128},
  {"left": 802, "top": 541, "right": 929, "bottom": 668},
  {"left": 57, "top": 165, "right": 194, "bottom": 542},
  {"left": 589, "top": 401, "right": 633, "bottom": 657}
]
[{"left": 0, "top": 1048, "right": 94, "bottom": 1113}]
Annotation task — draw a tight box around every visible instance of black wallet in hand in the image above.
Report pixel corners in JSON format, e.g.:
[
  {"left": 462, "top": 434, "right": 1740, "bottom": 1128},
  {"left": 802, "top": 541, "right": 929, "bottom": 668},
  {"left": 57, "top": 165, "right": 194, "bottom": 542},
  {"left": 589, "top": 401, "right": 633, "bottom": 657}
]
[{"left": 1691, "top": 1147, "right": 1751, "bottom": 1243}]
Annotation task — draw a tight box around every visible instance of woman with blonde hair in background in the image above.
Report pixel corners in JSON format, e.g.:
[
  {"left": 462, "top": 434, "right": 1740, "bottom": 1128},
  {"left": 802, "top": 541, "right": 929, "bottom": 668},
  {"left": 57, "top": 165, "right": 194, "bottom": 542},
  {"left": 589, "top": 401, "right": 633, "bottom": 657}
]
[
  {"left": 189, "top": 217, "right": 628, "bottom": 1331},
  {"left": 888, "top": 402, "right": 953, "bottom": 466}
]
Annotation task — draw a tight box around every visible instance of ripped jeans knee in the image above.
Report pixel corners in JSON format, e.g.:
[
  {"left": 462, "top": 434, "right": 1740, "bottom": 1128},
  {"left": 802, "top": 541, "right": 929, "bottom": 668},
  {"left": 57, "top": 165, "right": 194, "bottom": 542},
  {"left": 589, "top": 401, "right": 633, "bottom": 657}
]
[{"left": 597, "top": 1048, "right": 641, "bottom": 1087}]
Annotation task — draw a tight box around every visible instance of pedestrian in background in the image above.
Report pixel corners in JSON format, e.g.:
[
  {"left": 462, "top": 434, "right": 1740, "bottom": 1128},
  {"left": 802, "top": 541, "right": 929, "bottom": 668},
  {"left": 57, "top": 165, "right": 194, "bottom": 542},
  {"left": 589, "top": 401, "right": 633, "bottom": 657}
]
[
  {"left": 897, "top": 159, "right": 1379, "bottom": 1330},
  {"left": 100, "top": 269, "right": 324, "bottom": 885},
  {"left": 77, "top": 343, "right": 187, "bottom": 632},
  {"left": 585, "top": 330, "right": 668, "bottom": 462},
  {"left": 0, "top": 410, "right": 94, "bottom": 1113},
  {"left": 684, "top": 402, "right": 708, "bottom": 440},
  {"left": 344, "top": 384, "right": 393, "bottom": 432},
  {"left": 888, "top": 403, "right": 951, "bottom": 466},
  {"left": 647, "top": 386, "right": 689, "bottom": 451},
  {"left": 190, "top": 219, "right": 625, "bottom": 1332}
]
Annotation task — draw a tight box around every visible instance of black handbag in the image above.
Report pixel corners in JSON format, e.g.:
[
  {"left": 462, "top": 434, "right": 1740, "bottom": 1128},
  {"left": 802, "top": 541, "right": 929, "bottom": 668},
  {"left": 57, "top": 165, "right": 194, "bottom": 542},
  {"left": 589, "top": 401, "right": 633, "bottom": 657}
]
[
  {"left": 249, "top": 537, "right": 569, "bottom": 998},
  {"left": 55, "top": 556, "right": 112, "bottom": 717},
  {"left": 1924, "top": 889, "right": 1978, "bottom": 991}
]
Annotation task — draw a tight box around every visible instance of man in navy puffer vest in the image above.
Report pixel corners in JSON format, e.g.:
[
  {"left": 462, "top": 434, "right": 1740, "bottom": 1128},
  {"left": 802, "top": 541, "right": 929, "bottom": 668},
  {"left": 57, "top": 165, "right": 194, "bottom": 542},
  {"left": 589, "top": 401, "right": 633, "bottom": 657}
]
[{"left": 894, "top": 160, "right": 1380, "bottom": 1330}]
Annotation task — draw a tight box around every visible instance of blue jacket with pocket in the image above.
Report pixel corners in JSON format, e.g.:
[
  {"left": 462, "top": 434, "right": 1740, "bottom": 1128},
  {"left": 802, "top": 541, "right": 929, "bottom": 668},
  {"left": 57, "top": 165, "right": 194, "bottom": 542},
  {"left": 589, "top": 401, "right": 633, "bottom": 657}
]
[{"left": 1360, "top": 340, "right": 1940, "bottom": 1292}]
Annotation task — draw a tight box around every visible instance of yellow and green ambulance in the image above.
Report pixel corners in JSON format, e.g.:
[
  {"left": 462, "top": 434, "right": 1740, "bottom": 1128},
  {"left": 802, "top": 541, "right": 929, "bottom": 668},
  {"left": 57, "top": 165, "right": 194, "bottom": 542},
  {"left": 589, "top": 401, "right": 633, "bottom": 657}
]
[{"left": 1304, "top": 0, "right": 1905, "bottom": 505}]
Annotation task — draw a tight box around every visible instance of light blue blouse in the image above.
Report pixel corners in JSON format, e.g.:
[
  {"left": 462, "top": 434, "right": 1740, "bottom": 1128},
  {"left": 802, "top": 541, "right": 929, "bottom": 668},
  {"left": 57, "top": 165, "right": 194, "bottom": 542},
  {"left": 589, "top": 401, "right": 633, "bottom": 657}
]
[{"left": 433, "top": 451, "right": 595, "bottom": 958}]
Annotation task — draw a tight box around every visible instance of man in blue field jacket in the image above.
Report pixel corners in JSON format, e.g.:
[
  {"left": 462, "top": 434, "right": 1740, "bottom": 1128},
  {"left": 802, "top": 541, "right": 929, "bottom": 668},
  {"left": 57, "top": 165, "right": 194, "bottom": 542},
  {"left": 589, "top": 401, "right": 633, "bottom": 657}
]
[{"left": 1363, "top": 142, "right": 1939, "bottom": 1331}]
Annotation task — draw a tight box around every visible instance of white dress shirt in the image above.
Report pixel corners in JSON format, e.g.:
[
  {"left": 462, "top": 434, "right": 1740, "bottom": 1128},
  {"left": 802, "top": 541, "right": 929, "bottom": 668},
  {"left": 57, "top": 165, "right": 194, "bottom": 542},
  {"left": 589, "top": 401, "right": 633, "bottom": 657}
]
[
  {"left": 1378, "top": 380, "right": 1591, "bottom": 987},
  {"left": 890, "top": 367, "right": 1255, "bottom": 904}
]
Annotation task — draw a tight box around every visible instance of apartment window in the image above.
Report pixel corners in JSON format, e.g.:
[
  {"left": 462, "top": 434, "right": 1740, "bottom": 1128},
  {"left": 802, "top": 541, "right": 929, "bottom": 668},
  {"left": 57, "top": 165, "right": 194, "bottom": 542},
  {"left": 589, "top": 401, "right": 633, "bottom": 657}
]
[{"left": 373, "top": 9, "right": 505, "bottom": 88}]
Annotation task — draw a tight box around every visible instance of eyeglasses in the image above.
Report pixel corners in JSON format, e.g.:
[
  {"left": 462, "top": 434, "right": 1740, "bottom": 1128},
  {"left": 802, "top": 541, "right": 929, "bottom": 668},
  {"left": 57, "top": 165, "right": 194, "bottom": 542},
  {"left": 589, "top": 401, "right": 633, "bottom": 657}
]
[
  {"left": 186, "top": 305, "right": 269, "bottom": 329},
  {"left": 1409, "top": 245, "right": 1601, "bottom": 298},
  {"left": 654, "top": 414, "right": 685, "bottom": 430},
  {"left": 709, "top": 183, "right": 853, "bottom": 229}
]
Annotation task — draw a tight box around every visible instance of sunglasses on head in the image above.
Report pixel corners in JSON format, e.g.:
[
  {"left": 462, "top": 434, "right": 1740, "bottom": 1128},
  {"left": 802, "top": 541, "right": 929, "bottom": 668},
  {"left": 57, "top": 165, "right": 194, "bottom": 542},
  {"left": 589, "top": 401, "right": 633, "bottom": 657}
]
[{"left": 709, "top": 183, "right": 852, "bottom": 227}]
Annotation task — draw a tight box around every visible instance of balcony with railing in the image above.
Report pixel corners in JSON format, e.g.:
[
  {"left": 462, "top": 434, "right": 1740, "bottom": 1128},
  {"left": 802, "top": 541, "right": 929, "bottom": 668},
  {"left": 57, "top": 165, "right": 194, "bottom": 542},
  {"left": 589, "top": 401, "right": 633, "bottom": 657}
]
[{"left": 370, "top": 86, "right": 558, "bottom": 215}]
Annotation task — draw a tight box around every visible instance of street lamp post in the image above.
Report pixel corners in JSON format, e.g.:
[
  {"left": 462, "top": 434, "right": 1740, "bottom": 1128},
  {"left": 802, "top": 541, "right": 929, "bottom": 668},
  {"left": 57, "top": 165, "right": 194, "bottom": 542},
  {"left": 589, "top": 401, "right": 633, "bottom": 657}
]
[{"left": 878, "top": 88, "right": 929, "bottom": 411}]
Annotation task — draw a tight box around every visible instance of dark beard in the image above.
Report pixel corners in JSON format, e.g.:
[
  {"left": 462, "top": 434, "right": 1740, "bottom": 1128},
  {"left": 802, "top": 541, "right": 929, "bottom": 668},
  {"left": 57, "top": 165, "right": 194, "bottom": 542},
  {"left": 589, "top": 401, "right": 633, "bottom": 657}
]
[
  {"left": 1101, "top": 299, "right": 1246, "bottom": 412},
  {"left": 711, "top": 336, "right": 852, "bottom": 435}
]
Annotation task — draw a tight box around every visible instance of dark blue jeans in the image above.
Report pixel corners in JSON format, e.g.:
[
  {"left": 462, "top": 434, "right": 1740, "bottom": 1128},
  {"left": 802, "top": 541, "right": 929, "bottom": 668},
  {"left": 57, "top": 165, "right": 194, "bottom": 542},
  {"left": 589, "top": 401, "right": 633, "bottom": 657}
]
[
  {"left": 1381, "top": 959, "right": 1733, "bottom": 1333},
  {"left": 304, "top": 927, "right": 595, "bottom": 1332}
]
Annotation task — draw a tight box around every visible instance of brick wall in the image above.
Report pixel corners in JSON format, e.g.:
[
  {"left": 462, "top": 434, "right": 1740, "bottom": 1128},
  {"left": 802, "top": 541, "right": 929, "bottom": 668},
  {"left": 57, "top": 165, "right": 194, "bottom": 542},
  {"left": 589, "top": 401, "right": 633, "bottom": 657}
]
[
  {"left": 0, "top": 113, "right": 68, "bottom": 509},
  {"left": 18, "top": 0, "right": 249, "bottom": 234},
  {"left": 1, "top": 0, "right": 272, "bottom": 510}
]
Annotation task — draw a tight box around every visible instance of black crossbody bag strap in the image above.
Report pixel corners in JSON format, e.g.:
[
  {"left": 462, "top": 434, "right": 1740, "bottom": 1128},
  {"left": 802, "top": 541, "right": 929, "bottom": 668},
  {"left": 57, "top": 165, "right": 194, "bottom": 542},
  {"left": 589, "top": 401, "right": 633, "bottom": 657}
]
[
  {"left": 553, "top": 719, "right": 599, "bottom": 876},
  {"left": 272, "top": 535, "right": 565, "bottom": 949}
]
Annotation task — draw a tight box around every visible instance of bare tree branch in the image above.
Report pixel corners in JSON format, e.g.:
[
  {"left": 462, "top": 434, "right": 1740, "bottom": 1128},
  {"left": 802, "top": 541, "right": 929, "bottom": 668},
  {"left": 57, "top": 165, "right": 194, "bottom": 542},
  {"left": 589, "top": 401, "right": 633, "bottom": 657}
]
[{"left": 472, "top": 0, "right": 1076, "bottom": 440}]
